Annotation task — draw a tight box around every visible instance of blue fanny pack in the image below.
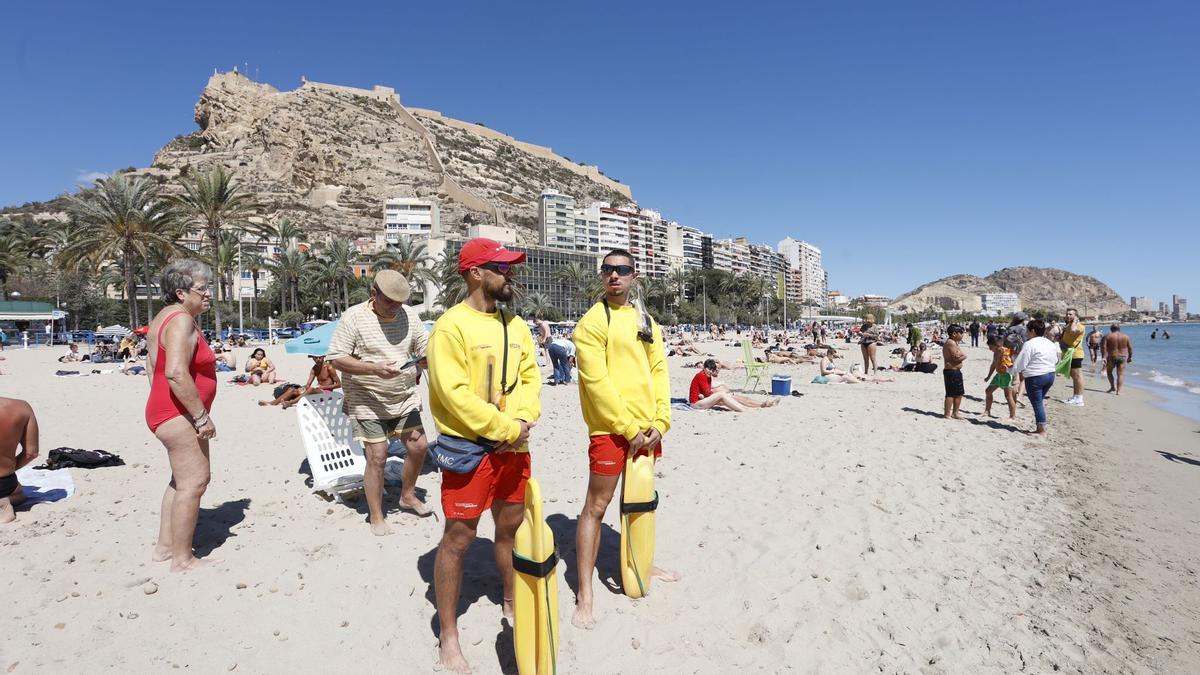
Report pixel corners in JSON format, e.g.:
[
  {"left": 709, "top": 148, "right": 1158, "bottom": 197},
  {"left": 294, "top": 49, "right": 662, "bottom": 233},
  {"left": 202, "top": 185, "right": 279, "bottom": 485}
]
[{"left": 431, "top": 434, "right": 495, "bottom": 474}]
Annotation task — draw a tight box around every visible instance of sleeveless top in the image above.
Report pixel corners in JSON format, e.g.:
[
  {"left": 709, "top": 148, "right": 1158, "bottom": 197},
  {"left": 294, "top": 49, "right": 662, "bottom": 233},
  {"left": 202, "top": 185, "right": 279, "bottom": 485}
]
[{"left": 145, "top": 310, "right": 217, "bottom": 432}]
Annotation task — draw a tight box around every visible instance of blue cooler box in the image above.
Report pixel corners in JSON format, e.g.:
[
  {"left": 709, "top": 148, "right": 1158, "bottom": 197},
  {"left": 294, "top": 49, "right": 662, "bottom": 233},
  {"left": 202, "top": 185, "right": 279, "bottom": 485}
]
[{"left": 771, "top": 375, "right": 792, "bottom": 396}]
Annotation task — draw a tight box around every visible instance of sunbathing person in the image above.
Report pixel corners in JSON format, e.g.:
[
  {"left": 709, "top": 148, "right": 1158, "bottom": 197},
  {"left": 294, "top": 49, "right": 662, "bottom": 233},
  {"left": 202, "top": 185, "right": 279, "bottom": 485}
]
[
  {"left": 1, "top": 397, "right": 40, "bottom": 524},
  {"left": 689, "top": 360, "right": 779, "bottom": 411},
  {"left": 245, "top": 348, "right": 277, "bottom": 385},
  {"left": 259, "top": 355, "right": 342, "bottom": 408},
  {"left": 667, "top": 343, "right": 703, "bottom": 357},
  {"left": 765, "top": 347, "right": 814, "bottom": 364},
  {"left": 812, "top": 371, "right": 896, "bottom": 384},
  {"left": 683, "top": 359, "right": 742, "bottom": 370}
]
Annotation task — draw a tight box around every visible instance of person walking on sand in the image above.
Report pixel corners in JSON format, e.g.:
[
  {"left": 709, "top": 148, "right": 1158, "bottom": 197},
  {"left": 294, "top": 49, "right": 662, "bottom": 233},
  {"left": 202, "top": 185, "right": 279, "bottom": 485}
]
[
  {"left": 859, "top": 314, "right": 880, "bottom": 373},
  {"left": 1086, "top": 324, "right": 1102, "bottom": 365},
  {"left": 1102, "top": 324, "right": 1133, "bottom": 395},
  {"left": 983, "top": 336, "right": 1017, "bottom": 421},
  {"left": 327, "top": 269, "right": 433, "bottom": 535},
  {"left": 0, "top": 397, "right": 39, "bottom": 524},
  {"left": 1011, "top": 319, "right": 1061, "bottom": 435},
  {"left": 942, "top": 324, "right": 967, "bottom": 419},
  {"left": 1058, "top": 309, "right": 1087, "bottom": 406},
  {"left": 145, "top": 260, "right": 220, "bottom": 572},
  {"left": 572, "top": 248, "right": 678, "bottom": 629},
  {"left": 906, "top": 322, "right": 922, "bottom": 349},
  {"left": 968, "top": 320, "right": 981, "bottom": 348},
  {"left": 427, "top": 238, "right": 541, "bottom": 674}
]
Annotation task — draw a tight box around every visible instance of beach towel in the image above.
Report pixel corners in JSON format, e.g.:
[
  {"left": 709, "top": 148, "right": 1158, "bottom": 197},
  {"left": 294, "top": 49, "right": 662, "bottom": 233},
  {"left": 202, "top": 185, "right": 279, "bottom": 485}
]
[
  {"left": 1054, "top": 350, "right": 1074, "bottom": 377},
  {"left": 14, "top": 466, "right": 75, "bottom": 505},
  {"left": 669, "top": 396, "right": 727, "bottom": 411},
  {"left": 35, "top": 447, "right": 125, "bottom": 470},
  {"left": 54, "top": 370, "right": 83, "bottom": 377}
]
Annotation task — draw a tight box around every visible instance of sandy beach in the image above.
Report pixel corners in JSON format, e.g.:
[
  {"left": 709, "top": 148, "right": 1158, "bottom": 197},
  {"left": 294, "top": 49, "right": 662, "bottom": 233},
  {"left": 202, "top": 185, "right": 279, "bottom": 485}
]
[{"left": 1, "top": 337, "right": 1198, "bottom": 673}]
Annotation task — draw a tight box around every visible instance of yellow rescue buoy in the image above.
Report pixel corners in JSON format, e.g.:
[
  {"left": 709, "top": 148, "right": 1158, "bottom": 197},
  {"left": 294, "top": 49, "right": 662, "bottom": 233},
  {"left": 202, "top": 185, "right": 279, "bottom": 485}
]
[
  {"left": 512, "top": 477, "right": 559, "bottom": 675},
  {"left": 620, "top": 452, "right": 658, "bottom": 599}
]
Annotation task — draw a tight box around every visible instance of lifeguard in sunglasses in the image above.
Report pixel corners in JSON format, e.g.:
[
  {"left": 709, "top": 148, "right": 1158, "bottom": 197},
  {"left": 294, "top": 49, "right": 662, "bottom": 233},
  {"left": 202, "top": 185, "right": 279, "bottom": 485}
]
[
  {"left": 571, "top": 248, "right": 679, "bottom": 628},
  {"left": 426, "top": 237, "right": 543, "bottom": 674}
]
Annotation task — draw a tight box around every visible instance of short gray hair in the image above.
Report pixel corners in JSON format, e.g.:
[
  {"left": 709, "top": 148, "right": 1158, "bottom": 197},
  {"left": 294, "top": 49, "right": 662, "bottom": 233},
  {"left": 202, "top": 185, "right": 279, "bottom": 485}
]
[{"left": 160, "top": 259, "right": 212, "bottom": 305}]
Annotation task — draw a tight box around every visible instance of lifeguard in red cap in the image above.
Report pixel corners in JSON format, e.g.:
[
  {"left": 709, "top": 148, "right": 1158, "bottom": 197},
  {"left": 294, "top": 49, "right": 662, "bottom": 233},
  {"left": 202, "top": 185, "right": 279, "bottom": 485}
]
[{"left": 426, "top": 238, "right": 543, "bottom": 673}]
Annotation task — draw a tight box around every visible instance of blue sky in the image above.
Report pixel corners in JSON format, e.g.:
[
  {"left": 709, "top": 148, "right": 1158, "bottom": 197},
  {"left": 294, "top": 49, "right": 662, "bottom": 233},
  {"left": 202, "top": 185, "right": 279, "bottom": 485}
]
[{"left": 2, "top": 1, "right": 1197, "bottom": 305}]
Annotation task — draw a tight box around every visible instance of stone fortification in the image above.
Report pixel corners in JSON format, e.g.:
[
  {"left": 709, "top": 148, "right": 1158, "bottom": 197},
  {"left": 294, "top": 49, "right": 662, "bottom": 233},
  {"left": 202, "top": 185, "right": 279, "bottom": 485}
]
[
  {"left": 32, "top": 71, "right": 633, "bottom": 243},
  {"left": 891, "top": 267, "right": 1129, "bottom": 317}
]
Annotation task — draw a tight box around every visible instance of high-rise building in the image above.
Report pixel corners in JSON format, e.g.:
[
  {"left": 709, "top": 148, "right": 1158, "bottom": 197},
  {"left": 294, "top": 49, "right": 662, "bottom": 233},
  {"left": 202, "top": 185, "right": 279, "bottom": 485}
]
[
  {"left": 981, "top": 293, "right": 1022, "bottom": 316},
  {"left": 383, "top": 198, "right": 439, "bottom": 242},
  {"left": 710, "top": 238, "right": 733, "bottom": 272},
  {"left": 1173, "top": 295, "right": 1188, "bottom": 321},
  {"left": 538, "top": 190, "right": 576, "bottom": 250},
  {"left": 777, "top": 238, "right": 826, "bottom": 305},
  {"left": 1130, "top": 296, "right": 1153, "bottom": 312}
]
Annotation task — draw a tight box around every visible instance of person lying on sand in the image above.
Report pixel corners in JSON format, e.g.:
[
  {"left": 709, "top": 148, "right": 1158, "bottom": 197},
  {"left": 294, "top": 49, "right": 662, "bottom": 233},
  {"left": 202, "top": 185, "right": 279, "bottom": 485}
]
[
  {"left": 683, "top": 359, "right": 742, "bottom": 370},
  {"left": 0, "top": 397, "right": 40, "bottom": 524},
  {"left": 764, "top": 347, "right": 814, "bottom": 364},
  {"left": 688, "top": 360, "right": 780, "bottom": 411},
  {"left": 812, "top": 372, "right": 896, "bottom": 384},
  {"left": 259, "top": 355, "right": 342, "bottom": 409}
]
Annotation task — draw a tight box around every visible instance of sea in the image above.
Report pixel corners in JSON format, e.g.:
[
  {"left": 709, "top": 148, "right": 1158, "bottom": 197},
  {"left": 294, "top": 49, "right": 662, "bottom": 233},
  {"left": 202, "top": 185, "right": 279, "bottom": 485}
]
[{"left": 1085, "top": 323, "right": 1200, "bottom": 423}]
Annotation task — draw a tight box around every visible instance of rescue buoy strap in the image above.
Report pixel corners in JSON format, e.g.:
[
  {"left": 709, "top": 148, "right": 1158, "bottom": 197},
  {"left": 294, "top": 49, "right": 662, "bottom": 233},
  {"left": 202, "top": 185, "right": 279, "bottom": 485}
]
[
  {"left": 512, "top": 549, "right": 559, "bottom": 578},
  {"left": 620, "top": 491, "right": 659, "bottom": 514}
]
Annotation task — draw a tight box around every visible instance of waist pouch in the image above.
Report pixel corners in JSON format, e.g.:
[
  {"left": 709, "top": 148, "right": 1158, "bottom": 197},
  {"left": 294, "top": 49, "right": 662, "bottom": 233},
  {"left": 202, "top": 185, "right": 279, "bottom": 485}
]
[{"left": 431, "top": 434, "right": 495, "bottom": 474}]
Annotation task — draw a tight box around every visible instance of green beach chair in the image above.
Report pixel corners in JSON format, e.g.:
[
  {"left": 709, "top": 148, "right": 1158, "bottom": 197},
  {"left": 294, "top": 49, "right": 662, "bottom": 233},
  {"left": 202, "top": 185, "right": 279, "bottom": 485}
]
[{"left": 741, "top": 340, "right": 770, "bottom": 392}]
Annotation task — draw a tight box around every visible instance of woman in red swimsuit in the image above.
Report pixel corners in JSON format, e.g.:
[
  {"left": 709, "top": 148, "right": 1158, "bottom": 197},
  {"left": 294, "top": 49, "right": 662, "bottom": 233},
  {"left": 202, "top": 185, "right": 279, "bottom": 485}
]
[{"left": 145, "top": 259, "right": 220, "bottom": 573}]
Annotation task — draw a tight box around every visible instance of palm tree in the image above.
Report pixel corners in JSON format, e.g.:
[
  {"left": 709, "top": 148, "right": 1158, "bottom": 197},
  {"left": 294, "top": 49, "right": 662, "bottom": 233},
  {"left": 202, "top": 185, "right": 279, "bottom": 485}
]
[
  {"left": 372, "top": 236, "right": 435, "bottom": 299},
  {"left": 243, "top": 249, "right": 265, "bottom": 320},
  {"left": 212, "top": 232, "right": 240, "bottom": 303},
  {"left": 522, "top": 292, "right": 555, "bottom": 320},
  {"left": 667, "top": 269, "right": 690, "bottom": 305},
  {"left": 267, "top": 247, "right": 317, "bottom": 315},
  {"left": 172, "top": 165, "right": 263, "bottom": 335},
  {"left": 431, "top": 251, "right": 466, "bottom": 309},
  {"left": 553, "top": 262, "right": 602, "bottom": 317},
  {"left": 322, "top": 238, "right": 357, "bottom": 310},
  {"left": 275, "top": 218, "right": 303, "bottom": 251},
  {"left": 63, "top": 174, "right": 186, "bottom": 326}
]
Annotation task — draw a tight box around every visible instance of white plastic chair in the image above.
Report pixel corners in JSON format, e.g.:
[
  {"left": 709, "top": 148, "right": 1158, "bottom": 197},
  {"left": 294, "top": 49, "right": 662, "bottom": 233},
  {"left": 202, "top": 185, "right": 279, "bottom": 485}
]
[{"left": 295, "top": 391, "right": 366, "bottom": 499}]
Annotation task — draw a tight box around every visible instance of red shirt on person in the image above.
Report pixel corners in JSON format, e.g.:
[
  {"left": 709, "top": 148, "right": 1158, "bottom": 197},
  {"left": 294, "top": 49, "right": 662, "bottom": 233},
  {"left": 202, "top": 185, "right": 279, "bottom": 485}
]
[{"left": 688, "top": 370, "right": 713, "bottom": 404}]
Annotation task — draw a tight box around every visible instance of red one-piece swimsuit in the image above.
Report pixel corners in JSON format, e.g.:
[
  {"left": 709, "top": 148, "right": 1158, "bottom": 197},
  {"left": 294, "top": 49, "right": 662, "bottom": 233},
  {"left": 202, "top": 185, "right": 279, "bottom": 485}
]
[{"left": 145, "top": 311, "right": 218, "bottom": 433}]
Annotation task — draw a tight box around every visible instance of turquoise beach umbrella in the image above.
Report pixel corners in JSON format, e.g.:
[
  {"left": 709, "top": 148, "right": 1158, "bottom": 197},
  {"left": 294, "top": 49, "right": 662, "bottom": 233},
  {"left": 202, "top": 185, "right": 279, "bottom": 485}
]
[{"left": 285, "top": 320, "right": 340, "bottom": 356}]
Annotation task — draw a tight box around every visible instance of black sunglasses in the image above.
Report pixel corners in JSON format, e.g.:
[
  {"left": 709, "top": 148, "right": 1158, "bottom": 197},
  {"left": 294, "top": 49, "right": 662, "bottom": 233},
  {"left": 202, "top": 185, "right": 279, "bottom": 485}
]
[
  {"left": 479, "top": 262, "right": 513, "bottom": 274},
  {"left": 600, "top": 264, "right": 635, "bottom": 276}
]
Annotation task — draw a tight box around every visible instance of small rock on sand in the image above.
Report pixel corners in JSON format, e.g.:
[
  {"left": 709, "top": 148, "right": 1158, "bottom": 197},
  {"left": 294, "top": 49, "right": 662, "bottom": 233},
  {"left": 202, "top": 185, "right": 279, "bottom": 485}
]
[{"left": 143, "top": 583, "right": 158, "bottom": 595}]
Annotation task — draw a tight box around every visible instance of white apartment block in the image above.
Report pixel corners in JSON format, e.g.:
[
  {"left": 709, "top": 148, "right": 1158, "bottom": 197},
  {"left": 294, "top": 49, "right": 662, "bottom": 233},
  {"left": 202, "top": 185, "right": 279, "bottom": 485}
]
[
  {"left": 981, "top": 293, "right": 1021, "bottom": 316},
  {"left": 538, "top": 190, "right": 576, "bottom": 250},
  {"left": 594, "top": 203, "right": 632, "bottom": 255},
  {"left": 710, "top": 238, "right": 733, "bottom": 272},
  {"left": 777, "top": 237, "right": 826, "bottom": 305},
  {"left": 383, "top": 198, "right": 438, "bottom": 242},
  {"left": 679, "top": 225, "right": 705, "bottom": 269}
]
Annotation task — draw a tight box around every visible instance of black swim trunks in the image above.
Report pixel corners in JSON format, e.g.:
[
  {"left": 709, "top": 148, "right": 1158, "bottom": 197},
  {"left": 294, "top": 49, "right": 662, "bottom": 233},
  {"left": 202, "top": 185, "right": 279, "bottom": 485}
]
[
  {"left": 0, "top": 473, "right": 18, "bottom": 499},
  {"left": 1071, "top": 358, "right": 1083, "bottom": 370},
  {"left": 943, "top": 369, "right": 965, "bottom": 398}
]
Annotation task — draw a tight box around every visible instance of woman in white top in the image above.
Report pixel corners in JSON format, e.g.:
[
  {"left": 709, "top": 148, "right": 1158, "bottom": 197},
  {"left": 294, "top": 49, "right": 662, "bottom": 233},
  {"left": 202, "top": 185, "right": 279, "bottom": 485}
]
[{"left": 1010, "top": 319, "right": 1060, "bottom": 435}]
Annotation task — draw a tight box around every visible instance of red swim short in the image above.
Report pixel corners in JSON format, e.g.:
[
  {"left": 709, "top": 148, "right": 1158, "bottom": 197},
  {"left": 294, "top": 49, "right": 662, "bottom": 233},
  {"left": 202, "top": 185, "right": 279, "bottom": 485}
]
[
  {"left": 440, "top": 451, "right": 531, "bottom": 520},
  {"left": 588, "top": 434, "right": 663, "bottom": 477}
]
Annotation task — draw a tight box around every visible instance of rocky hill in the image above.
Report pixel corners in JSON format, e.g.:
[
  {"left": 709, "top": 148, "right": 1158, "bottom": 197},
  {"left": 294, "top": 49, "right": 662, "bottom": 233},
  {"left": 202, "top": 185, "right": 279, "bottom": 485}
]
[
  {"left": 4, "top": 71, "right": 633, "bottom": 243},
  {"left": 891, "top": 267, "right": 1128, "bottom": 317}
]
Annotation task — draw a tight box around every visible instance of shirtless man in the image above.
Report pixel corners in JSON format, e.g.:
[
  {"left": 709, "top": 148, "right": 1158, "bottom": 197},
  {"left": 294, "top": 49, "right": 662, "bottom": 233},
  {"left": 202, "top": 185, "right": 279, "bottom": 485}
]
[
  {"left": 1, "top": 398, "right": 40, "bottom": 524},
  {"left": 1102, "top": 325, "right": 1133, "bottom": 395},
  {"left": 258, "top": 355, "right": 343, "bottom": 408}
]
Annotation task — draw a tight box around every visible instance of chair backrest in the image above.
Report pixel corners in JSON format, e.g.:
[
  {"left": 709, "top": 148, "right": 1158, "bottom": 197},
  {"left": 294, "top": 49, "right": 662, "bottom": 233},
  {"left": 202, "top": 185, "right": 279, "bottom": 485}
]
[
  {"left": 295, "top": 391, "right": 366, "bottom": 492},
  {"left": 741, "top": 340, "right": 754, "bottom": 363}
]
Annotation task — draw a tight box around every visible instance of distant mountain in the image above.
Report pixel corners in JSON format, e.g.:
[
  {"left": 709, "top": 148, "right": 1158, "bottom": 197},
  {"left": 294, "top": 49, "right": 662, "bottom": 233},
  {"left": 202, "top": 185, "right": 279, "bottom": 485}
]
[
  {"left": 3, "top": 71, "right": 633, "bottom": 242},
  {"left": 891, "top": 267, "right": 1128, "bottom": 316}
]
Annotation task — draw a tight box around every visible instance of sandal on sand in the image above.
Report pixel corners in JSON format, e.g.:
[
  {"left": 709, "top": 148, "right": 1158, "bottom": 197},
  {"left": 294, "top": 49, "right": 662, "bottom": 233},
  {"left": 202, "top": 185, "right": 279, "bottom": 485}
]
[
  {"left": 790, "top": 390, "right": 805, "bottom": 397},
  {"left": 399, "top": 502, "right": 433, "bottom": 517}
]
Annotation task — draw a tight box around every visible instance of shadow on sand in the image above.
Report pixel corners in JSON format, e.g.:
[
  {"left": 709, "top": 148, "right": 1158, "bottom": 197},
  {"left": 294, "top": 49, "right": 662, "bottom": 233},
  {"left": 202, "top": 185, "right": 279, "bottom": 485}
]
[
  {"left": 546, "top": 513, "right": 623, "bottom": 598},
  {"left": 900, "top": 407, "right": 1024, "bottom": 433},
  {"left": 1156, "top": 451, "right": 1200, "bottom": 467},
  {"left": 194, "top": 498, "right": 251, "bottom": 557}
]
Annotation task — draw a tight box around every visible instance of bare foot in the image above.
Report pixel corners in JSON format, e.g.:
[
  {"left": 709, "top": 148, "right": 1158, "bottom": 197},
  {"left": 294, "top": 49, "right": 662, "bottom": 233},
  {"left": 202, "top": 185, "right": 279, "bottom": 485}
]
[
  {"left": 502, "top": 597, "right": 514, "bottom": 621},
  {"left": 170, "top": 556, "right": 222, "bottom": 573},
  {"left": 651, "top": 566, "right": 680, "bottom": 582},
  {"left": 258, "top": 400, "right": 271, "bottom": 406},
  {"left": 0, "top": 499, "right": 14, "bottom": 524},
  {"left": 438, "top": 637, "right": 472, "bottom": 674},
  {"left": 398, "top": 497, "right": 432, "bottom": 518},
  {"left": 951, "top": 413, "right": 963, "bottom": 420},
  {"left": 152, "top": 544, "right": 172, "bottom": 562},
  {"left": 370, "top": 520, "right": 393, "bottom": 536},
  {"left": 571, "top": 598, "right": 596, "bottom": 629}
]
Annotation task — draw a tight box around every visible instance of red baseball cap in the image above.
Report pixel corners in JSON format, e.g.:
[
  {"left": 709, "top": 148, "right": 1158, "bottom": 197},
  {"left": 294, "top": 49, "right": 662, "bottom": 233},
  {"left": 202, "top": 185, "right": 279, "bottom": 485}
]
[{"left": 457, "top": 237, "right": 526, "bottom": 273}]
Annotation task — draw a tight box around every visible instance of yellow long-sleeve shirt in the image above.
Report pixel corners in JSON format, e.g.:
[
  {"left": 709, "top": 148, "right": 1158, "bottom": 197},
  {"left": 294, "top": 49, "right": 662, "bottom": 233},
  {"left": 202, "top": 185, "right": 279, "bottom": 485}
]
[
  {"left": 574, "top": 300, "right": 671, "bottom": 440},
  {"left": 427, "top": 303, "right": 542, "bottom": 446}
]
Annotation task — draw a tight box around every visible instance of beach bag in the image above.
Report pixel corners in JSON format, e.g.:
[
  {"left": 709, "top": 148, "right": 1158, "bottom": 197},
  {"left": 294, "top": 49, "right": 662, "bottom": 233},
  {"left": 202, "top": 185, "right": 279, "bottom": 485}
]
[
  {"left": 431, "top": 434, "right": 495, "bottom": 474},
  {"left": 1054, "top": 350, "right": 1074, "bottom": 376},
  {"left": 35, "top": 447, "right": 125, "bottom": 470}
]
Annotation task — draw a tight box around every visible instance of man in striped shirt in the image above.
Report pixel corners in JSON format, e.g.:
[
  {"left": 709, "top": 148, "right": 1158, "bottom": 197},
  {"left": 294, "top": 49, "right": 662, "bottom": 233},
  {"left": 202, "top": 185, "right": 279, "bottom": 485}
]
[{"left": 327, "top": 270, "right": 431, "bottom": 535}]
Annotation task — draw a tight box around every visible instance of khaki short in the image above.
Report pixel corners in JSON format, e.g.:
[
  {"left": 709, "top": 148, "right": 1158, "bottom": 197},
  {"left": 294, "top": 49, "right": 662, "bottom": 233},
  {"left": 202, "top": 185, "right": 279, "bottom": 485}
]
[{"left": 351, "top": 410, "right": 423, "bottom": 444}]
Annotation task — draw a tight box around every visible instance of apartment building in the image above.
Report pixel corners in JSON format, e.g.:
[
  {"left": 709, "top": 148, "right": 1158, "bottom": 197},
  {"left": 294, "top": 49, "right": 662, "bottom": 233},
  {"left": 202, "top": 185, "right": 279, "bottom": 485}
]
[
  {"left": 383, "top": 198, "right": 439, "bottom": 242},
  {"left": 538, "top": 190, "right": 576, "bottom": 250}
]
